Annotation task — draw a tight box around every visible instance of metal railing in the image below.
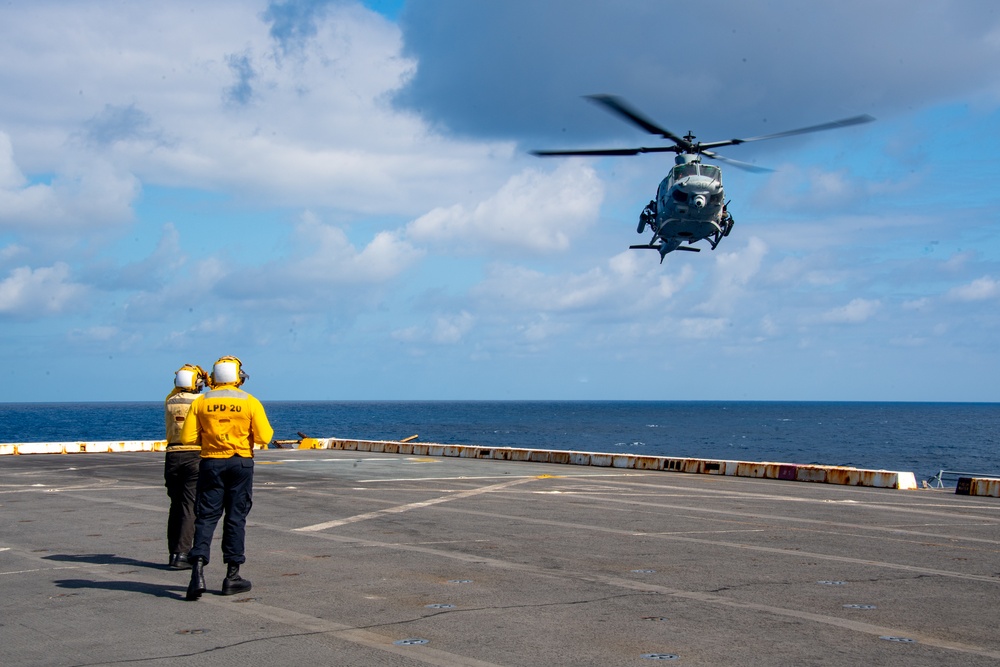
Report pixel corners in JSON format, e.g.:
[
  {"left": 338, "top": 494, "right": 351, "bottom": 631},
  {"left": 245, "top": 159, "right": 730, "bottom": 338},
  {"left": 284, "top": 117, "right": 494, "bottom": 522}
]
[{"left": 925, "top": 469, "right": 1000, "bottom": 489}]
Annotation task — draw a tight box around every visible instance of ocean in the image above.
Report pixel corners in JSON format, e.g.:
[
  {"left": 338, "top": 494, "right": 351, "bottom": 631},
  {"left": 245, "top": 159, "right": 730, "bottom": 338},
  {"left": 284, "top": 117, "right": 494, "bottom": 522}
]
[{"left": 1, "top": 401, "right": 997, "bottom": 485}]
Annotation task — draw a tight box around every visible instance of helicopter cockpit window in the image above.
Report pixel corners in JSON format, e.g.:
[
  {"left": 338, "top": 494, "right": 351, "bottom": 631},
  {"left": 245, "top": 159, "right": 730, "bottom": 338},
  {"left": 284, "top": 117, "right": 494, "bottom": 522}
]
[
  {"left": 700, "top": 165, "right": 720, "bottom": 181},
  {"left": 672, "top": 164, "right": 699, "bottom": 180}
]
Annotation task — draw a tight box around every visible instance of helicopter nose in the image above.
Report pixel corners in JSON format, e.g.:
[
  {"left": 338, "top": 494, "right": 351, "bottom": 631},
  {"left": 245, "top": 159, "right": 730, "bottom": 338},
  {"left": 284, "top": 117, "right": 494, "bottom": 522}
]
[{"left": 692, "top": 194, "right": 707, "bottom": 208}]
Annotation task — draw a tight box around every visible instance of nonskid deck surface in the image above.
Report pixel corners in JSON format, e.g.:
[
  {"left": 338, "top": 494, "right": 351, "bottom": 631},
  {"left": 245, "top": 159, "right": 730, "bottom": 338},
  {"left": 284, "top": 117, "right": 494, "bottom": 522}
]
[{"left": 2, "top": 449, "right": 999, "bottom": 666}]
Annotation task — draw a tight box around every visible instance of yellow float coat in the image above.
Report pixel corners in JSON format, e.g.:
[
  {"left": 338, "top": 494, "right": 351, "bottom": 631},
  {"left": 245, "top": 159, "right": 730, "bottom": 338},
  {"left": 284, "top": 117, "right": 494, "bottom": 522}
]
[
  {"left": 165, "top": 388, "right": 201, "bottom": 451},
  {"left": 180, "top": 384, "right": 274, "bottom": 458}
]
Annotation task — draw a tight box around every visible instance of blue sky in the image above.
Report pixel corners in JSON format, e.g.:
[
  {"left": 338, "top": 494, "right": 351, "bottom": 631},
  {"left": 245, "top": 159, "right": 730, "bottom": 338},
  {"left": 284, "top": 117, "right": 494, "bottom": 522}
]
[{"left": 1, "top": 0, "right": 999, "bottom": 402}]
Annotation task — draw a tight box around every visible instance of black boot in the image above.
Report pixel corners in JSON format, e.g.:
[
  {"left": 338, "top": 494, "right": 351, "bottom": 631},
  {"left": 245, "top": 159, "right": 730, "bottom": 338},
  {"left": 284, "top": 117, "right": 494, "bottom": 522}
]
[
  {"left": 185, "top": 557, "right": 207, "bottom": 601},
  {"left": 171, "top": 553, "right": 192, "bottom": 570},
  {"left": 221, "top": 562, "right": 252, "bottom": 596}
]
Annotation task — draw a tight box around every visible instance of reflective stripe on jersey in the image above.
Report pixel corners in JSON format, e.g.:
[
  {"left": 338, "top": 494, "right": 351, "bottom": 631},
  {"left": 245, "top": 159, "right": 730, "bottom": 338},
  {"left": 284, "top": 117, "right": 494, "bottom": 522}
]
[{"left": 180, "top": 385, "right": 274, "bottom": 458}]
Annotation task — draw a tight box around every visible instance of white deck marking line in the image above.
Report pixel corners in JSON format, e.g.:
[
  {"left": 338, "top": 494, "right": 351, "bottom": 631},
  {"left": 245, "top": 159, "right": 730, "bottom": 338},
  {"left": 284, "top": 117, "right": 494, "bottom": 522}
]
[
  {"left": 437, "top": 506, "right": 1000, "bottom": 584},
  {"left": 274, "top": 458, "right": 400, "bottom": 463},
  {"left": 38, "top": 492, "right": 167, "bottom": 513},
  {"left": 356, "top": 474, "right": 542, "bottom": 483},
  {"left": 563, "top": 490, "right": 1000, "bottom": 546},
  {"left": 0, "top": 565, "right": 88, "bottom": 576},
  {"left": 293, "top": 477, "right": 536, "bottom": 532},
  {"left": 6, "top": 544, "right": 505, "bottom": 667},
  {"left": 0, "top": 479, "right": 134, "bottom": 495},
  {"left": 258, "top": 518, "right": 1000, "bottom": 661},
  {"left": 598, "top": 478, "right": 1000, "bottom": 522},
  {"left": 223, "top": 596, "right": 505, "bottom": 667}
]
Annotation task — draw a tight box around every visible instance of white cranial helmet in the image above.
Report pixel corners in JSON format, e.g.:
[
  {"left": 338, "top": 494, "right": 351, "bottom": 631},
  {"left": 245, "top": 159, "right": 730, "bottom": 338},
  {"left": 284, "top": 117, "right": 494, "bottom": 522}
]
[
  {"left": 174, "top": 364, "right": 206, "bottom": 392},
  {"left": 212, "top": 356, "right": 247, "bottom": 386}
]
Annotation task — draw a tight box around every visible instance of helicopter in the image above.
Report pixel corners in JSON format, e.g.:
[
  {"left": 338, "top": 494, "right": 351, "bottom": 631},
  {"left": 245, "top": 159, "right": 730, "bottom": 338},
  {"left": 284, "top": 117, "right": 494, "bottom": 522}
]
[{"left": 532, "top": 95, "right": 875, "bottom": 262}]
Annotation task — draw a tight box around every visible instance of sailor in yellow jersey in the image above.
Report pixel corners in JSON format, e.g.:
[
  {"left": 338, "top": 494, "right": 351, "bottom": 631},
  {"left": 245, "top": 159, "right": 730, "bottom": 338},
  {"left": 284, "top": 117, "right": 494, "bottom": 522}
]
[
  {"left": 181, "top": 356, "right": 273, "bottom": 601},
  {"left": 163, "top": 364, "right": 208, "bottom": 570}
]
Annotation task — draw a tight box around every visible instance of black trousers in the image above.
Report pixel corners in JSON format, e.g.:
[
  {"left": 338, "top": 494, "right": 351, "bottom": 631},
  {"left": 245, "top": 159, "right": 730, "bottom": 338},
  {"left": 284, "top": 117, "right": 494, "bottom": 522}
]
[
  {"left": 189, "top": 456, "right": 254, "bottom": 565},
  {"left": 163, "top": 450, "right": 201, "bottom": 555}
]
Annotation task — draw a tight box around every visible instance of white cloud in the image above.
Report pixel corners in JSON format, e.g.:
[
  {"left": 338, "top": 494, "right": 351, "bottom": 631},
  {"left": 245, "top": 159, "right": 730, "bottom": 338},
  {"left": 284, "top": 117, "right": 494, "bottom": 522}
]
[
  {"left": 0, "top": 132, "right": 137, "bottom": 233},
  {"left": 389, "top": 310, "right": 476, "bottom": 346},
  {"left": 0, "top": 2, "right": 516, "bottom": 219},
  {"left": 284, "top": 213, "right": 422, "bottom": 284},
  {"left": 205, "top": 212, "right": 424, "bottom": 314},
  {"left": 0, "top": 1, "right": 998, "bottom": 402},
  {"left": 889, "top": 334, "right": 929, "bottom": 347},
  {"left": 475, "top": 263, "right": 613, "bottom": 312},
  {"left": 902, "top": 297, "right": 931, "bottom": 311},
  {"left": 677, "top": 317, "right": 729, "bottom": 339},
  {"left": 715, "top": 236, "right": 767, "bottom": 283},
  {"left": 760, "top": 315, "right": 780, "bottom": 336},
  {"left": 752, "top": 164, "right": 920, "bottom": 215},
  {"left": 819, "top": 298, "right": 881, "bottom": 324},
  {"left": 943, "top": 252, "right": 976, "bottom": 272},
  {"left": 0, "top": 263, "right": 87, "bottom": 317},
  {"left": 406, "top": 162, "right": 603, "bottom": 254},
  {"left": 517, "top": 315, "right": 567, "bottom": 343},
  {"left": 116, "top": 213, "right": 424, "bottom": 323},
  {"left": 697, "top": 237, "right": 768, "bottom": 315},
  {"left": 97, "top": 223, "right": 186, "bottom": 291},
  {"left": 655, "top": 265, "right": 697, "bottom": 299},
  {"left": 390, "top": 326, "right": 421, "bottom": 344},
  {"left": 432, "top": 311, "right": 475, "bottom": 344},
  {"left": 755, "top": 166, "right": 857, "bottom": 211},
  {"left": 947, "top": 276, "right": 1000, "bottom": 302},
  {"left": 67, "top": 326, "right": 119, "bottom": 342},
  {"left": 0, "top": 243, "right": 27, "bottom": 263},
  {"left": 0, "top": 133, "right": 26, "bottom": 189}
]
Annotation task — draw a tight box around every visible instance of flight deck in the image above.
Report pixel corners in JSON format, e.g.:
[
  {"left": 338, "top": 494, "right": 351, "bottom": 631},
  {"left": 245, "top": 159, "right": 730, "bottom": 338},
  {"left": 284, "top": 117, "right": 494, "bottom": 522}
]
[{"left": 2, "top": 447, "right": 999, "bottom": 666}]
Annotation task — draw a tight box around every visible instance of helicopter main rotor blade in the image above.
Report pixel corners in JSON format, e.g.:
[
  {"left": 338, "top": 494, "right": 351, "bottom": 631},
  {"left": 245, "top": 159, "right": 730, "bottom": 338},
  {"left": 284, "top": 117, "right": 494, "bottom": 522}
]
[
  {"left": 700, "top": 150, "right": 774, "bottom": 173},
  {"left": 585, "top": 94, "right": 691, "bottom": 148},
  {"left": 531, "top": 146, "right": 680, "bottom": 157},
  {"left": 698, "top": 114, "right": 876, "bottom": 150}
]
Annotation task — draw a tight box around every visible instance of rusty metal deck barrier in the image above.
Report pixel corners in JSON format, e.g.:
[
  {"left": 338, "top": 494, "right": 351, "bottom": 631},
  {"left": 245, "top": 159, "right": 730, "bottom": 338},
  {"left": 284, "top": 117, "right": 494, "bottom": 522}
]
[
  {"left": 302, "top": 437, "right": 920, "bottom": 490},
  {"left": 0, "top": 436, "right": 923, "bottom": 490},
  {"left": 954, "top": 478, "right": 1000, "bottom": 497}
]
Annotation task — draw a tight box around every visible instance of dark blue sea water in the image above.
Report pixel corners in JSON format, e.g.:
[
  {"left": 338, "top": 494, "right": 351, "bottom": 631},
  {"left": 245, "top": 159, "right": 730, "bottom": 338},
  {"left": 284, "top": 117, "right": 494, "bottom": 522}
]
[{"left": 1, "top": 401, "right": 997, "bottom": 484}]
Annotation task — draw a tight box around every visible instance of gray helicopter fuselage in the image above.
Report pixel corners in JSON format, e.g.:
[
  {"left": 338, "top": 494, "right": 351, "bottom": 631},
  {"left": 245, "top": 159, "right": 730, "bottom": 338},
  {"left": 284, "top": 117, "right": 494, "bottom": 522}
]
[
  {"left": 532, "top": 94, "right": 873, "bottom": 262},
  {"left": 655, "top": 158, "right": 726, "bottom": 244}
]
